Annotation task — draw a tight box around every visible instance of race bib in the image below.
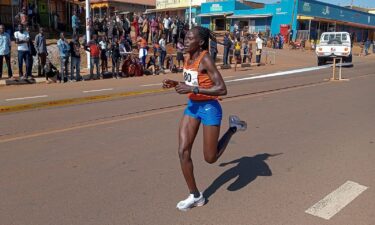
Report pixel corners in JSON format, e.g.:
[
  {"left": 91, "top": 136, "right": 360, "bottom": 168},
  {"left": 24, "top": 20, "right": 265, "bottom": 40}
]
[{"left": 183, "top": 69, "right": 199, "bottom": 87}]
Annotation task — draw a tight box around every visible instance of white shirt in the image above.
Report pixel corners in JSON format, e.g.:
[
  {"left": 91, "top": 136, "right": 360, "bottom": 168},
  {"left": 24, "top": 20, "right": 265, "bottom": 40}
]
[
  {"left": 14, "top": 31, "right": 30, "bottom": 51},
  {"left": 159, "top": 38, "right": 166, "bottom": 51},
  {"left": 256, "top": 37, "right": 263, "bottom": 50},
  {"left": 163, "top": 18, "right": 170, "bottom": 29},
  {"left": 99, "top": 41, "right": 107, "bottom": 50}
]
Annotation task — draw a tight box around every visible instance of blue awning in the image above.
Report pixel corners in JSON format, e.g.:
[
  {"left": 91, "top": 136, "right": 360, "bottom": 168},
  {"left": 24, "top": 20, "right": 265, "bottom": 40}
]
[
  {"left": 227, "top": 14, "right": 272, "bottom": 19},
  {"left": 198, "top": 12, "right": 234, "bottom": 17}
]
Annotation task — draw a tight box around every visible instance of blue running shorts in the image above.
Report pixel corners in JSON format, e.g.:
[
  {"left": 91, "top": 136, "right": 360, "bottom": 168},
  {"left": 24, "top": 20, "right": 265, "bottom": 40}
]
[{"left": 184, "top": 99, "right": 222, "bottom": 126}]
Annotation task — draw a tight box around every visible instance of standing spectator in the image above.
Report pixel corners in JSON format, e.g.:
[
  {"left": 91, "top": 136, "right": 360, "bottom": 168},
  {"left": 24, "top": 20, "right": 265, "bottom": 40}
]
[
  {"left": 34, "top": 27, "right": 48, "bottom": 79},
  {"left": 99, "top": 36, "right": 108, "bottom": 74},
  {"left": 242, "top": 39, "right": 251, "bottom": 63},
  {"left": 132, "top": 16, "right": 140, "bottom": 39},
  {"left": 14, "top": 24, "right": 31, "bottom": 79},
  {"left": 151, "top": 17, "right": 159, "bottom": 43},
  {"left": 25, "top": 26, "right": 36, "bottom": 78},
  {"left": 364, "top": 38, "right": 371, "bottom": 56},
  {"left": 234, "top": 37, "right": 241, "bottom": 71},
  {"left": 210, "top": 38, "right": 218, "bottom": 62},
  {"left": 177, "top": 18, "right": 185, "bottom": 41},
  {"left": 16, "top": 8, "right": 28, "bottom": 27},
  {"left": 256, "top": 34, "right": 263, "bottom": 65},
  {"left": 138, "top": 15, "right": 144, "bottom": 35},
  {"left": 171, "top": 19, "right": 178, "bottom": 48},
  {"left": 72, "top": 11, "right": 80, "bottom": 36},
  {"left": 85, "top": 34, "right": 101, "bottom": 80},
  {"left": 123, "top": 15, "right": 131, "bottom": 36},
  {"left": 0, "top": 24, "right": 13, "bottom": 79},
  {"left": 158, "top": 34, "right": 166, "bottom": 70},
  {"left": 57, "top": 32, "right": 70, "bottom": 82},
  {"left": 163, "top": 15, "right": 170, "bottom": 44},
  {"left": 108, "top": 19, "right": 114, "bottom": 42},
  {"left": 176, "top": 38, "right": 184, "bottom": 69},
  {"left": 69, "top": 35, "right": 82, "bottom": 81},
  {"left": 110, "top": 38, "right": 121, "bottom": 79},
  {"left": 27, "top": 4, "right": 34, "bottom": 27},
  {"left": 142, "top": 17, "right": 149, "bottom": 43},
  {"left": 137, "top": 35, "right": 148, "bottom": 68},
  {"left": 222, "top": 32, "right": 231, "bottom": 66}
]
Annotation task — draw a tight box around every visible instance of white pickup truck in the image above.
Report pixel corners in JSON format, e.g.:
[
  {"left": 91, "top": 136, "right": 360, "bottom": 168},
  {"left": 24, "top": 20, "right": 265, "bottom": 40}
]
[{"left": 315, "top": 32, "right": 352, "bottom": 66}]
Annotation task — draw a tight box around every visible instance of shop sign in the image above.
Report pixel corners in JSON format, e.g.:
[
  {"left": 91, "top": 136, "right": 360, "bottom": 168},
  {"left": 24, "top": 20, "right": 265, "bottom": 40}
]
[
  {"left": 322, "top": 6, "right": 330, "bottom": 15},
  {"left": 303, "top": 3, "right": 311, "bottom": 12},
  {"left": 210, "top": 4, "right": 223, "bottom": 12},
  {"left": 276, "top": 8, "right": 287, "bottom": 15}
]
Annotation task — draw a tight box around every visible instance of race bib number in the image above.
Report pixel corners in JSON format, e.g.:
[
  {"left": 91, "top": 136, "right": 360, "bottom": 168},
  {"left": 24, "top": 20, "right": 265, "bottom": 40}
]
[{"left": 183, "top": 69, "right": 199, "bottom": 87}]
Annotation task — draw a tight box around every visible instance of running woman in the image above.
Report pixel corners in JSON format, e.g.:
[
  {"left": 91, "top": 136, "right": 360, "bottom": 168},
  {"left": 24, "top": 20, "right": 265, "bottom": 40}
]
[{"left": 162, "top": 26, "right": 247, "bottom": 211}]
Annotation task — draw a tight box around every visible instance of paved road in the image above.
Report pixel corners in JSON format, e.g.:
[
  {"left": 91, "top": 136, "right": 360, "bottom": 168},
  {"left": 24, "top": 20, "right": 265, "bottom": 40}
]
[{"left": 0, "top": 58, "right": 374, "bottom": 225}]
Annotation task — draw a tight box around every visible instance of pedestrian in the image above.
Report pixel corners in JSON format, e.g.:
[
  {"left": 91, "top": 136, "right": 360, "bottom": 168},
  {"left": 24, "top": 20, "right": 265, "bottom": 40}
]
[
  {"left": 69, "top": 35, "right": 82, "bottom": 81},
  {"left": 0, "top": 24, "right": 13, "bottom": 79},
  {"left": 176, "top": 38, "right": 184, "bottom": 69},
  {"left": 162, "top": 26, "right": 247, "bottom": 211},
  {"left": 209, "top": 37, "right": 218, "bottom": 63},
  {"left": 229, "top": 34, "right": 234, "bottom": 64},
  {"left": 25, "top": 26, "right": 36, "bottom": 78},
  {"left": 85, "top": 34, "right": 101, "bottom": 80},
  {"left": 57, "top": 32, "right": 70, "bottom": 82},
  {"left": 171, "top": 19, "right": 178, "bottom": 48},
  {"left": 132, "top": 16, "right": 140, "bottom": 39},
  {"left": 142, "top": 16, "right": 149, "bottom": 43},
  {"left": 223, "top": 32, "right": 231, "bottom": 66},
  {"left": 256, "top": 34, "right": 263, "bottom": 65},
  {"left": 158, "top": 34, "right": 166, "bottom": 70},
  {"left": 34, "top": 27, "right": 48, "bottom": 80},
  {"left": 242, "top": 39, "right": 250, "bottom": 63},
  {"left": 234, "top": 37, "right": 241, "bottom": 71},
  {"left": 163, "top": 15, "right": 170, "bottom": 44},
  {"left": 72, "top": 11, "right": 80, "bottom": 36},
  {"left": 14, "top": 24, "right": 31, "bottom": 79},
  {"left": 110, "top": 38, "right": 121, "bottom": 79},
  {"left": 137, "top": 34, "right": 148, "bottom": 68},
  {"left": 151, "top": 17, "right": 159, "bottom": 43},
  {"left": 364, "top": 38, "right": 371, "bottom": 56},
  {"left": 99, "top": 36, "right": 108, "bottom": 74}
]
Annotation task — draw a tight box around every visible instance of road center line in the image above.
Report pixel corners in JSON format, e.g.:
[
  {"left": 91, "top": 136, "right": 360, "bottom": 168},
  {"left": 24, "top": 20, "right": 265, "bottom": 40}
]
[
  {"left": 5, "top": 95, "right": 48, "bottom": 101},
  {"left": 226, "top": 65, "right": 331, "bottom": 83},
  {"left": 305, "top": 180, "right": 368, "bottom": 220},
  {"left": 141, "top": 83, "right": 162, "bottom": 87},
  {"left": 83, "top": 88, "right": 114, "bottom": 93}
]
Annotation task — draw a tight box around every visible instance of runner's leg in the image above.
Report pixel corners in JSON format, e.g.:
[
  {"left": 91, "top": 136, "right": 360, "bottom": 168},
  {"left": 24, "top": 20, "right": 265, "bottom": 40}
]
[
  {"left": 179, "top": 115, "right": 201, "bottom": 193},
  {"left": 202, "top": 125, "right": 236, "bottom": 164}
]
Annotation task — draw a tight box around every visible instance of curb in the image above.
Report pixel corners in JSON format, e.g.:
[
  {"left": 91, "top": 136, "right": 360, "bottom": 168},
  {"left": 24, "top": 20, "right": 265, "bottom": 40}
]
[{"left": 0, "top": 88, "right": 168, "bottom": 114}]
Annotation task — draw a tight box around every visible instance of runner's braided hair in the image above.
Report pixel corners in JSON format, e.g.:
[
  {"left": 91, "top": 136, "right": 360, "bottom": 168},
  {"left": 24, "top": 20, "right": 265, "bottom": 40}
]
[{"left": 192, "top": 26, "right": 217, "bottom": 51}]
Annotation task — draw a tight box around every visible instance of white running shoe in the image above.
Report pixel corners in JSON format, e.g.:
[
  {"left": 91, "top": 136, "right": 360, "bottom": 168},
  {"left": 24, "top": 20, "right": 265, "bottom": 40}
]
[
  {"left": 229, "top": 115, "right": 247, "bottom": 131},
  {"left": 176, "top": 192, "right": 205, "bottom": 211}
]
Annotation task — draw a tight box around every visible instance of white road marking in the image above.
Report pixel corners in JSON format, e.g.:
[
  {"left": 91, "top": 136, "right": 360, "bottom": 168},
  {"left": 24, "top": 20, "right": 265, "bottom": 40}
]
[
  {"left": 141, "top": 83, "right": 162, "bottom": 87},
  {"left": 305, "top": 181, "right": 368, "bottom": 220},
  {"left": 5, "top": 95, "right": 48, "bottom": 101},
  {"left": 226, "top": 65, "right": 331, "bottom": 83},
  {"left": 83, "top": 88, "right": 114, "bottom": 93},
  {"left": 224, "top": 76, "right": 235, "bottom": 79}
]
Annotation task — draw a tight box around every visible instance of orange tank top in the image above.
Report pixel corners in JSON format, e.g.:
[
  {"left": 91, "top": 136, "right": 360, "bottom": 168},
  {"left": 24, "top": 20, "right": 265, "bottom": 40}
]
[{"left": 183, "top": 51, "right": 218, "bottom": 101}]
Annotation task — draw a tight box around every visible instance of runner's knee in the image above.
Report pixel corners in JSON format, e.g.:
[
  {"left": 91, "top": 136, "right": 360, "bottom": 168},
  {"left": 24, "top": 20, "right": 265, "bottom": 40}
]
[
  {"left": 178, "top": 145, "right": 192, "bottom": 161},
  {"left": 204, "top": 154, "right": 217, "bottom": 164}
]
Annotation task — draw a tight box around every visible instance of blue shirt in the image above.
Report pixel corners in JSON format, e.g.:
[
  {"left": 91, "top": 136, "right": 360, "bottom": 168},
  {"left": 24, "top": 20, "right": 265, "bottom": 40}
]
[
  {"left": 57, "top": 39, "right": 70, "bottom": 57},
  {"left": 0, "top": 33, "right": 11, "bottom": 55},
  {"left": 72, "top": 15, "right": 79, "bottom": 28}
]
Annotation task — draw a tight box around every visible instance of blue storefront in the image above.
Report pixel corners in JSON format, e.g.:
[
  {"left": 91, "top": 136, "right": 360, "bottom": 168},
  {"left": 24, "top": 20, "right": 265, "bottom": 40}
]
[{"left": 199, "top": 0, "right": 375, "bottom": 41}]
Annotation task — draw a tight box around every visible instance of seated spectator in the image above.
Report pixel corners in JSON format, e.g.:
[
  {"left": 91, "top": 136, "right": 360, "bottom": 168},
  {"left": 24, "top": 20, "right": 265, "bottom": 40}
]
[{"left": 44, "top": 59, "right": 59, "bottom": 83}]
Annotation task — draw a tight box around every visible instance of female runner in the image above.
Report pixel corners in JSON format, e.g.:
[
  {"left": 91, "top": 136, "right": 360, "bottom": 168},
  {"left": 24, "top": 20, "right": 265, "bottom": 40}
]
[{"left": 162, "top": 26, "right": 247, "bottom": 211}]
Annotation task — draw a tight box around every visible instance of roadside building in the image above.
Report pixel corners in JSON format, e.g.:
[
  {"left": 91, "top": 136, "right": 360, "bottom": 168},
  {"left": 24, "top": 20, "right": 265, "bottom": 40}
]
[
  {"left": 199, "top": 0, "right": 375, "bottom": 42},
  {"left": 90, "top": 0, "right": 155, "bottom": 19},
  {"left": 145, "top": 0, "right": 204, "bottom": 24}
]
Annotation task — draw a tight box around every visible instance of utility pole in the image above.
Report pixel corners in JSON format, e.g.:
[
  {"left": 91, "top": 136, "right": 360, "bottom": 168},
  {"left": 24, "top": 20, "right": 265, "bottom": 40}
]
[
  {"left": 86, "top": 0, "right": 91, "bottom": 69},
  {"left": 189, "top": 0, "right": 192, "bottom": 29}
]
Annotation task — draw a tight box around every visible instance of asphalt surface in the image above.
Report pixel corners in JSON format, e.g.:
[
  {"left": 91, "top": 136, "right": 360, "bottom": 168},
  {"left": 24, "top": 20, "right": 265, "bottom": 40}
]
[{"left": 0, "top": 53, "right": 374, "bottom": 225}]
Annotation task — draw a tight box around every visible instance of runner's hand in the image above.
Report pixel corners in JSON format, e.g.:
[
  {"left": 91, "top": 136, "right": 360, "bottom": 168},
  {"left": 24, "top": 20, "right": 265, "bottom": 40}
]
[
  {"left": 175, "top": 83, "right": 193, "bottom": 94},
  {"left": 162, "top": 79, "right": 179, "bottom": 89}
]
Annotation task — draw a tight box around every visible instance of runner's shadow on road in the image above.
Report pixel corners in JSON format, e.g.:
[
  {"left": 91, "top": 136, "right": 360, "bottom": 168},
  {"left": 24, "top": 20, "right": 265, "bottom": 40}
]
[{"left": 203, "top": 153, "right": 282, "bottom": 201}]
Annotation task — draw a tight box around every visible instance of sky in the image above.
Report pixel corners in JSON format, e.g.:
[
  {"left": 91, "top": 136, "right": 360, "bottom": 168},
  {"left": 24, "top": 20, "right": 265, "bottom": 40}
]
[{"left": 259, "top": 0, "right": 375, "bottom": 8}]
